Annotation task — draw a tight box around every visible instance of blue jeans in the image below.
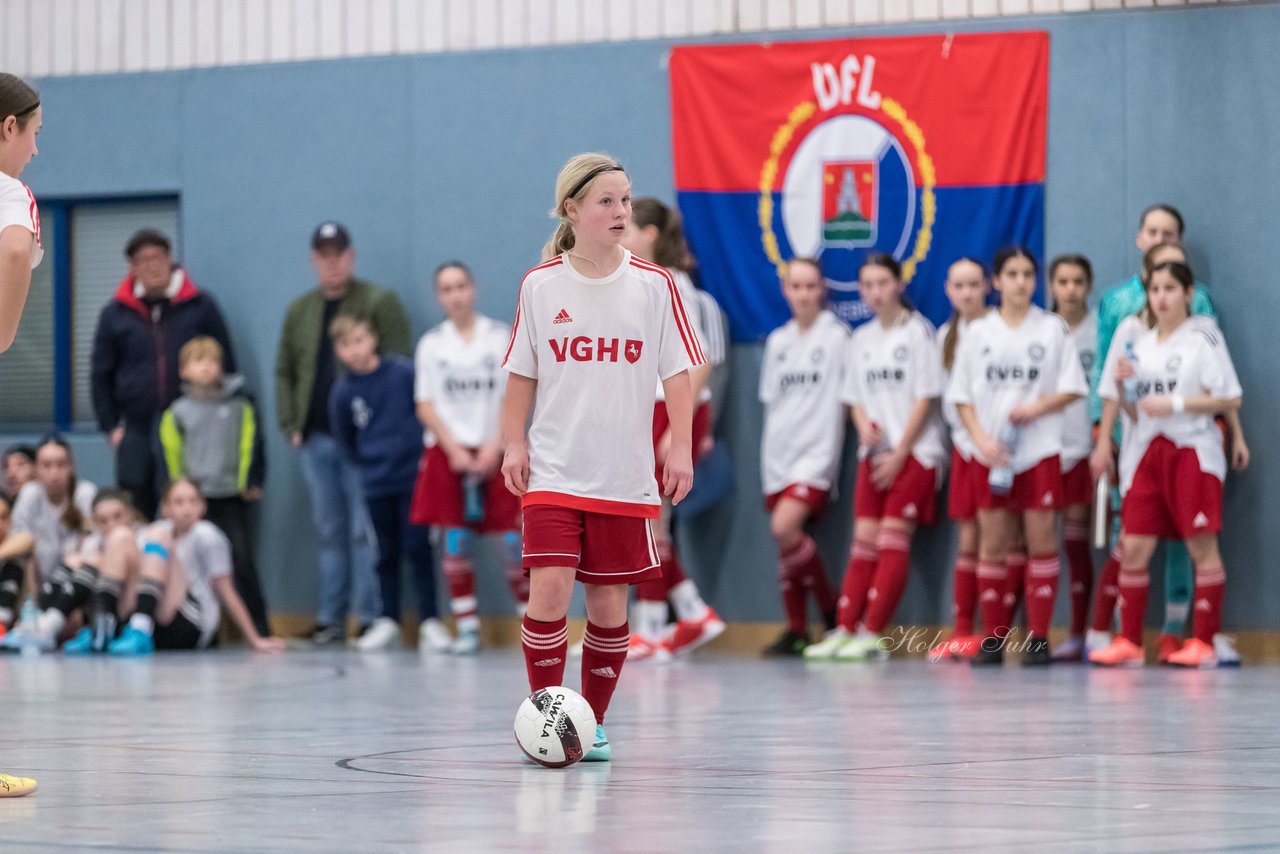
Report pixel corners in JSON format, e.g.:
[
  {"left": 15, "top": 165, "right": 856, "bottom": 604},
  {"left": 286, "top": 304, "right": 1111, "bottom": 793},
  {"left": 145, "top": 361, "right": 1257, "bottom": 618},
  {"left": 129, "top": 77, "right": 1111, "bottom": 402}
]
[
  {"left": 366, "top": 491, "right": 438, "bottom": 620},
  {"left": 298, "top": 433, "right": 381, "bottom": 626}
]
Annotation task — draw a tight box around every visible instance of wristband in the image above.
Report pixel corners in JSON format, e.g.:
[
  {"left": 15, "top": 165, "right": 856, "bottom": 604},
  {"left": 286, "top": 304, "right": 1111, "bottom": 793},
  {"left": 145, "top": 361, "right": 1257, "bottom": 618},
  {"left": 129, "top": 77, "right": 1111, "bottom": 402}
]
[
  {"left": 1171, "top": 394, "right": 1186, "bottom": 414},
  {"left": 142, "top": 541, "right": 170, "bottom": 560}
]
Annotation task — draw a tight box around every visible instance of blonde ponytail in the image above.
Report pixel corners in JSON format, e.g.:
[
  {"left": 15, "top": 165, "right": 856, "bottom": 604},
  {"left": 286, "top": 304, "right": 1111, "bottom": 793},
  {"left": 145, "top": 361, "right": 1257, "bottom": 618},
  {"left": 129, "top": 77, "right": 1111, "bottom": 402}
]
[{"left": 542, "top": 152, "right": 625, "bottom": 261}]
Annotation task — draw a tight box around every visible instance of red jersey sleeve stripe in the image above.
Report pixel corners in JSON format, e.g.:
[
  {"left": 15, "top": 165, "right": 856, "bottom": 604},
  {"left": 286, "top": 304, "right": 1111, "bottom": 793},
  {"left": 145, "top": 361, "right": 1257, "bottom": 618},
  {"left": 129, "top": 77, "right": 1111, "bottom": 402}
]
[
  {"left": 630, "top": 258, "right": 705, "bottom": 366},
  {"left": 502, "top": 257, "right": 563, "bottom": 367},
  {"left": 23, "top": 184, "right": 40, "bottom": 244}
]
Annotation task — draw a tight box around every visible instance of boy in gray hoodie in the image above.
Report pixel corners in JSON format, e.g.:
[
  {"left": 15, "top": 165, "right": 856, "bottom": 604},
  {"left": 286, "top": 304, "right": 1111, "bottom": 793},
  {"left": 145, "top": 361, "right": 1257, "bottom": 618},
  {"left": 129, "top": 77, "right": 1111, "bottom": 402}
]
[{"left": 159, "top": 336, "right": 270, "bottom": 636}]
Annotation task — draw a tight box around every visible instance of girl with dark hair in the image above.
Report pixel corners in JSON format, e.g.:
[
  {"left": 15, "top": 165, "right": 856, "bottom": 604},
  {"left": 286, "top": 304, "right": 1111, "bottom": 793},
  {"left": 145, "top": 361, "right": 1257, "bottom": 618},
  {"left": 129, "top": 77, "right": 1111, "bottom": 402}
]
[
  {"left": 945, "top": 247, "right": 1087, "bottom": 665},
  {"left": 805, "top": 254, "right": 947, "bottom": 661}
]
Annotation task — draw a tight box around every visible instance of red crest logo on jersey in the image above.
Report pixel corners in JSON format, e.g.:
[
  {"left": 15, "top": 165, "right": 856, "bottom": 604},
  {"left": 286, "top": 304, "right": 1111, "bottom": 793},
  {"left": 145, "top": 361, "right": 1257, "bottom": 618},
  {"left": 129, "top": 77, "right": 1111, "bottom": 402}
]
[{"left": 624, "top": 340, "right": 643, "bottom": 363}]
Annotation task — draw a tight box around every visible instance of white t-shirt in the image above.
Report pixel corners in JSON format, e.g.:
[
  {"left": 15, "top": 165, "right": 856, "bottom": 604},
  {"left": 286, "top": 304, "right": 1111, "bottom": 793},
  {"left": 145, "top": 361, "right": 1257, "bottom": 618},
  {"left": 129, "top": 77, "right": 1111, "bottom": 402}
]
[
  {"left": 1061, "top": 310, "right": 1098, "bottom": 469},
  {"left": 936, "top": 315, "right": 983, "bottom": 461},
  {"left": 945, "top": 306, "right": 1088, "bottom": 474},
  {"left": 841, "top": 310, "right": 947, "bottom": 470},
  {"left": 655, "top": 269, "right": 719, "bottom": 403},
  {"left": 10, "top": 480, "right": 96, "bottom": 580},
  {"left": 414, "top": 315, "right": 510, "bottom": 448},
  {"left": 503, "top": 251, "right": 703, "bottom": 517},
  {"left": 759, "top": 310, "right": 849, "bottom": 495},
  {"left": 145, "top": 519, "right": 232, "bottom": 648},
  {"left": 1099, "top": 315, "right": 1240, "bottom": 493},
  {"left": 0, "top": 172, "right": 42, "bottom": 269}
]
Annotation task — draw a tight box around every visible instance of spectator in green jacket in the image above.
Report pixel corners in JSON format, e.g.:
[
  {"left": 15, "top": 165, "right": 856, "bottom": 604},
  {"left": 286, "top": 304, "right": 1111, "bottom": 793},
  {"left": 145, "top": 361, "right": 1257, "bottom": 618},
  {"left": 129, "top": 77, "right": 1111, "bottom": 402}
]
[
  {"left": 160, "top": 336, "right": 270, "bottom": 637},
  {"left": 274, "top": 222, "right": 411, "bottom": 645}
]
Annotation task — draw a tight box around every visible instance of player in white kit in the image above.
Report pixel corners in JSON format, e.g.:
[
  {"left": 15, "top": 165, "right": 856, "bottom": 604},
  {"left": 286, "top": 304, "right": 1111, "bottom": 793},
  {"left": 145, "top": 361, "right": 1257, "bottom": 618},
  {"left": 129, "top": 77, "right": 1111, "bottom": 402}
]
[
  {"left": 1091, "top": 261, "right": 1241, "bottom": 668},
  {"left": 411, "top": 260, "right": 525, "bottom": 654},
  {"left": 946, "top": 247, "right": 1087, "bottom": 666},
  {"left": 502, "top": 153, "right": 702, "bottom": 762},
  {"left": 1047, "top": 255, "right": 1099, "bottom": 661},
  {"left": 806, "top": 254, "right": 947, "bottom": 661},
  {"left": 758, "top": 258, "right": 847, "bottom": 656},
  {"left": 0, "top": 72, "right": 42, "bottom": 798}
]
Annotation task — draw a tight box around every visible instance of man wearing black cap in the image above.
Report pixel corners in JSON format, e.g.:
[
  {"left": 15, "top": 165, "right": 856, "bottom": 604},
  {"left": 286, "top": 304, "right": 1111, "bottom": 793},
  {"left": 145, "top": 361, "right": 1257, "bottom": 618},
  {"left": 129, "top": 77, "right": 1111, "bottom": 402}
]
[{"left": 275, "top": 222, "right": 411, "bottom": 644}]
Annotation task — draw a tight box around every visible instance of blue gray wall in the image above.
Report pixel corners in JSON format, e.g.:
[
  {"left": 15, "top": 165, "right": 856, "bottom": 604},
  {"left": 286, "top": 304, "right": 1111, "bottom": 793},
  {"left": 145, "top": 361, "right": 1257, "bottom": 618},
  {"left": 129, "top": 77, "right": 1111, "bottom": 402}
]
[{"left": 9, "top": 5, "right": 1279, "bottom": 628}]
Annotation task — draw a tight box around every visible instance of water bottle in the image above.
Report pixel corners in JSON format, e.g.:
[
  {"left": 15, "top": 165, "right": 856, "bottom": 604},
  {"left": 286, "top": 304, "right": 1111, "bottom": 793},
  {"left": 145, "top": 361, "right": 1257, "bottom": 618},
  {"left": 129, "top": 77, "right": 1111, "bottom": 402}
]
[
  {"left": 19, "top": 596, "right": 40, "bottom": 657},
  {"left": 1122, "top": 342, "right": 1140, "bottom": 403},
  {"left": 988, "top": 422, "right": 1018, "bottom": 496},
  {"left": 463, "top": 475, "right": 485, "bottom": 524}
]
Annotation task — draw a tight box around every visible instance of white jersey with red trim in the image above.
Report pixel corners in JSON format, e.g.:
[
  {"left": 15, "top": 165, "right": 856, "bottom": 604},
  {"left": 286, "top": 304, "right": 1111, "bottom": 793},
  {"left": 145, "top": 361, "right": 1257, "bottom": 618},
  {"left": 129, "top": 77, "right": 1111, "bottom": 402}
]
[
  {"left": 945, "top": 306, "right": 1087, "bottom": 474},
  {"left": 655, "top": 268, "right": 718, "bottom": 403},
  {"left": 1099, "top": 315, "right": 1240, "bottom": 493},
  {"left": 503, "top": 251, "right": 704, "bottom": 517},
  {"left": 414, "top": 314, "right": 509, "bottom": 448},
  {"left": 936, "top": 315, "right": 983, "bottom": 461},
  {"left": 1061, "top": 310, "right": 1098, "bottom": 468},
  {"left": 759, "top": 310, "right": 849, "bottom": 495},
  {"left": 841, "top": 310, "right": 947, "bottom": 470},
  {"left": 0, "top": 172, "right": 43, "bottom": 268}
]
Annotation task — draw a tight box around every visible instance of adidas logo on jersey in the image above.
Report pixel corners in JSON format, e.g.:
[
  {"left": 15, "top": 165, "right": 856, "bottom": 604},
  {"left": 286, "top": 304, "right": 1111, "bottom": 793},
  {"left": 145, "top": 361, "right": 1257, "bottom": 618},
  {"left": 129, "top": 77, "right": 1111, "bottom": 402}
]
[
  {"left": 590, "top": 667, "right": 617, "bottom": 679},
  {"left": 534, "top": 657, "right": 563, "bottom": 667},
  {"left": 1193, "top": 512, "right": 1209, "bottom": 528},
  {"left": 553, "top": 308, "right": 573, "bottom": 324}
]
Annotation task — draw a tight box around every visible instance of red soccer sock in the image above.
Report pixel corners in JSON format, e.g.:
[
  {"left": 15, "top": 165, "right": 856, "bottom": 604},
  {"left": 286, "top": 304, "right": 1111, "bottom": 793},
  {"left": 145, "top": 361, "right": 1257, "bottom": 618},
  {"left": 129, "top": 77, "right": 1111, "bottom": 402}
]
[
  {"left": 1004, "top": 550, "right": 1028, "bottom": 627},
  {"left": 1191, "top": 567, "right": 1226, "bottom": 644},
  {"left": 795, "top": 535, "right": 838, "bottom": 616},
  {"left": 1025, "top": 553, "right": 1060, "bottom": 639},
  {"left": 837, "top": 539, "right": 878, "bottom": 632},
  {"left": 977, "top": 560, "right": 1009, "bottom": 638},
  {"left": 581, "top": 621, "right": 629, "bottom": 724},
  {"left": 443, "top": 554, "right": 478, "bottom": 629},
  {"left": 778, "top": 538, "right": 814, "bottom": 635},
  {"left": 952, "top": 553, "right": 978, "bottom": 636},
  {"left": 659, "top": 540, "right": 688, "bottom": 592},
  {"left": 1117, "top": 565, "right": 1150, "bottom": 645},
  {"left": 521, "top": 615, "right": 568, "bottom": 693},
  {"left": 863, "top": 528, "right": 912, "bottom": 635},
  {"left": 1091, "top": 546, "right": 1122, "bottom": 633},
  {"left": 1062, "top": 523, "right": 1094, "bottom": 636}
]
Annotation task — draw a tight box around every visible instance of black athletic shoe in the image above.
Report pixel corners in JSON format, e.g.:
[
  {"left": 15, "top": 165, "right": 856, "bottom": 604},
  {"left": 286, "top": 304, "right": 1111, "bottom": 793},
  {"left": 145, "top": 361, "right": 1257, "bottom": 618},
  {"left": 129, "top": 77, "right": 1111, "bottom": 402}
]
[
  {"left": 821, "top": 608, "right": 838, "bottom": 633},
  {"left": 302, "top": 623, "right": 344, "bottom": 645},
  {"left": 1022, "top": 635, "right": 1052, "bottom": 666},
  {"left": 762, "top": 630, "right": 810, "bottom": 657},
  {"left": 970, "top": 637, "right": 1005, "bottom": 666}
]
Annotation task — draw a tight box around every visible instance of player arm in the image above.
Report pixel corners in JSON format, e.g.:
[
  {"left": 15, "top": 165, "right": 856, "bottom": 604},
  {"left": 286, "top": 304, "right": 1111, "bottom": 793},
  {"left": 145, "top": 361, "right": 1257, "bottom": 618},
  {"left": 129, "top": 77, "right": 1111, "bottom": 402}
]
[
  {"left": 894, "top": 397, "right": 936, "bottom": 458},
  {"left": 212, "top": 574, "right": 281, "bottom": 651},
  {"left": 0, "top": 531, "right": 35, "bottom": 563},
  {"left": 1090, "top": 398, "right": 1120, "bottom": 480},
  {"left": 499, "top": 373, "right": 537, "bottom": 495},
  {"left": 0, "top": 225, "right": 34, "bottom": 353},
  {"left": 660, "top": 369, "right": 695, "bottom": 505}
]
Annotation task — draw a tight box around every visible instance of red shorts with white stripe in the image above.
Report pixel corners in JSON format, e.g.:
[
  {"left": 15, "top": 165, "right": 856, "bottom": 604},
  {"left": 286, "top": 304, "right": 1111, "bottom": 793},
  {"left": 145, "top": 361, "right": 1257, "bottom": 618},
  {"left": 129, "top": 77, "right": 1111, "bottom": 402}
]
[
  {"left": 764, "top": 483, "right": 830, "bottom": 515},
  {"left": 947, "top": 448, "right": 981, "bottom": 522},
  {"left": 520, "top": 505, "right": 660, "bottom": 585},
  {"left": 976, "top": 455, "right": 1063, "bottom": 513},
  {"left": 1061, "top": 458, "right": 1092, "bottom": 508},
  {"left": 854, "top": 455, "right": 938, "bottom": 525},
  {"left": 409, "top": 445, "right": 521, "bottom": 532},
  {"left": 652, "top": 400, "right": 712, "bottom": 481},
  {"left": 1122, "top": 436, "right": 1222, "bottom": 539}
]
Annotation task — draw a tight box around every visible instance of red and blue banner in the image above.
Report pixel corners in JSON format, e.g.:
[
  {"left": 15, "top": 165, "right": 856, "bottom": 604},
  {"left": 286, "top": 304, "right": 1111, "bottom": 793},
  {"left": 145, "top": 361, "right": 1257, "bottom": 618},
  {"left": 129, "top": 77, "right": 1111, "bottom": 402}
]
[{"left": 670, "top": 31, "right": 1048, "bottom": 340}]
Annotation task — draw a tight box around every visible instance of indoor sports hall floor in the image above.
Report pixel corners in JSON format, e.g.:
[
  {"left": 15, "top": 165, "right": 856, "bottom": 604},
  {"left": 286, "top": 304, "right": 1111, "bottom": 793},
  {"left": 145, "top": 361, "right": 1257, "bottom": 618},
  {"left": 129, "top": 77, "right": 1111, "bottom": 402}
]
[{"left": 3, "top": 649, "right": 1275, "bottom": 852}]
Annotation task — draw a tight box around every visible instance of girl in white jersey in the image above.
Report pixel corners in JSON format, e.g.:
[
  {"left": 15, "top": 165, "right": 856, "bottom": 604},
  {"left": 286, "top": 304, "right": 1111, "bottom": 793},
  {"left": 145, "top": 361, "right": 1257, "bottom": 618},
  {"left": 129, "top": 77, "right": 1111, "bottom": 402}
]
[
  {"left": 758, "top": 258, "right": 846, "bottom": 657},
  {"left": 502, "top": 153, "right": 701, "bottom": 763},
  {"left": 411, "top": 260, "right": 525, "bottom": 654},
  {"left": 0, "top": 73, "right": 43, "bottom": 798},
  {"left": 620, "top": 198, "right": 724, "bottom": 660},
  {"left": 929, "top": 258, "right": 991, "bottom": 660},
  {"left": 946, "top": 247, "right": 1087, "bottom": 665},
  {"left": 1047, "top": 254, "right": 1099, "bottom": 661},
  {"left": 1092, "top": 262, "right": 1241, "bottom": 668},
  {"left": 806, "top": 254, "right": 946, "bottom": 661}
]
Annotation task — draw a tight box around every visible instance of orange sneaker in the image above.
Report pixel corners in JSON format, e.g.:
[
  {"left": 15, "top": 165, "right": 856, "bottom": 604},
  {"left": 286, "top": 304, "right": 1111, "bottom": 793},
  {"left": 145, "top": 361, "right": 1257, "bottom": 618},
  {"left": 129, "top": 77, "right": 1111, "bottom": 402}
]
[
  {"left": 626, "top": 634, "right": 670, "bottom": 662},
  {"left": 929, "top": 634, "right": 979, "bottom": 661},
  {"left": 1156, "top": 633, "right": 1183, "bottom": 664},
  {"left": 664, "top": 609, "right": 726, "bottom": 656},
  {"left": 1166, "top": 638, "right": 1218, "bottom": 669},
  {"left": 1088, "top": 636, "right": 1145, "bottom": 667},
  {"left": 0, "top": 624, "right": 7, "bottom": 641}
]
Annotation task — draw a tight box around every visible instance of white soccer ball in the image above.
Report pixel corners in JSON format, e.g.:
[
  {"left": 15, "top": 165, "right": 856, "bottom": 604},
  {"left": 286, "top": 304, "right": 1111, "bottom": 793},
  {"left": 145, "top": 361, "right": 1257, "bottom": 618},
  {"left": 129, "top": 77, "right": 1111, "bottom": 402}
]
[{"left": 514, "top": 687, "right": 596, "bottom": 768}]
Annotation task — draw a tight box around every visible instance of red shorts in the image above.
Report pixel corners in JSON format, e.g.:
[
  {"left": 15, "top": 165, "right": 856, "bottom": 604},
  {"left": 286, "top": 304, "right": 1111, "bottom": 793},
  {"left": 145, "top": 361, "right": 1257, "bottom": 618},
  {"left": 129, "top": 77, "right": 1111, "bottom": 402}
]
[
  {"left": 1061, "top": 458, "right": 1092, "bottom": 508},
  {"left": 947, "top": 448, "right": 982, "bottom": 522},
  {"left": 521, "top": 505, "right": 660, "bottom": 585},
  {"left": 1122, "top": 437, "right": 1222, "bottom": 539},
  {"left": 854, "top": 455, "right": 937, "bottom": 525},
  {"left": 764, "top": 483, "right": 830, "bottom": 515},
  {"left": 652, "top": 401, "right": 712, "bottom": 481},
  {"left": 976, "top": 455, "right": 1063, "bottom": 513},
  {"left": 409, "top": 446, "right": 521, "bottom": 532}
]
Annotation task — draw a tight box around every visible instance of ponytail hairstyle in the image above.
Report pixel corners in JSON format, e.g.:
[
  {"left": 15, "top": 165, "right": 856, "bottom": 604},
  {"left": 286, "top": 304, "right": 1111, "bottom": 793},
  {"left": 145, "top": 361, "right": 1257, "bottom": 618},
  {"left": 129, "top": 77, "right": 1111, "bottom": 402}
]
[
  {"left": 942, "top": 256, "right": 989, "bottom": 371},
  {"left": 0, "top": 73, "right": 40, "bottom": 134},
  {"left": 36, "top": 435, "right": 84, "bottom": 534},
  {"left": 631, "top": 197, "right": 689, "bottom": 271},
  {"left": 1140, "top": 240, "right": 1185, "bottom": 285},
  {"left": 542, "top": 152, "right": 627, "bottom": 261},
  {"left": 1143, "top": 260, "right": 1195, "bottom": 327},
  {"left": 992, "top": 245, "right": 1039, "bottom": 279},
  {"left": 1048, "top": 253, "right": 1094, "bottom": 289},
  {"left": 860, "top": 251, "right": 913, "bottom": 312}
]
